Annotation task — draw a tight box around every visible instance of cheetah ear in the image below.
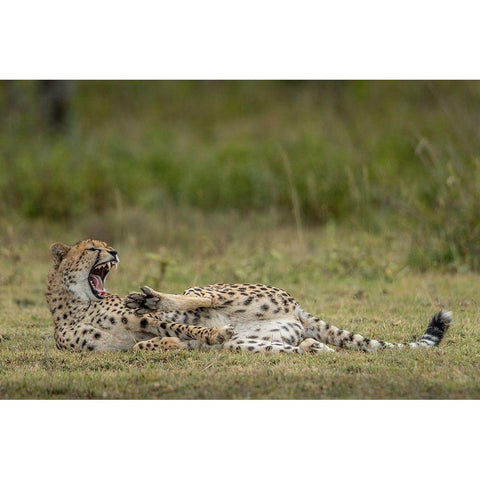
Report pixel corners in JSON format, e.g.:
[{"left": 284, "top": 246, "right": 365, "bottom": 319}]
[{"left": 50, "top": 243, "right": 71, "bottom": 265}]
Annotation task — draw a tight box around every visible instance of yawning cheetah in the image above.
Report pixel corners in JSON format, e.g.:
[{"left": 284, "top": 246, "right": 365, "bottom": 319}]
[
  {"left": 46, "top": 239, "right": 233, "bottom": 352},
  {"left": 46, "top": 239, "right": 452, "bottom": 353}
]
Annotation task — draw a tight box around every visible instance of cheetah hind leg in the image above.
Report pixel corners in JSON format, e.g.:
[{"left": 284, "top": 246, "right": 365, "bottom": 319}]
[
  {"left": 125, "top": 285, "right": 218, "bottom": 314},
  {"left": 225, "top": 339, "right": 334, "bottom": 354}
]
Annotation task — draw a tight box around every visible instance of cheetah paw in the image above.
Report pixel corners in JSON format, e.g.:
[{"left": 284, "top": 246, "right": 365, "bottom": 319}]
[
  {"left": 212, "top": 324, "right": 235, "bottom": 343},
  {"left": 299, "top": 338, "right": 335, "bottom": 354},
  {"left": 125, "top": 287, "right": 159, "bottom": 315},
  {"left": 133, "top": 337, "right": 185, "bottom": 351}
]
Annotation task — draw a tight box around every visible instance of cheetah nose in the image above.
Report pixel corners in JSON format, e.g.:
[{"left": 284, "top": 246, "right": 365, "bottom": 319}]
[{"left": 108, "top": 249, "right": 118, "bottom": 256}]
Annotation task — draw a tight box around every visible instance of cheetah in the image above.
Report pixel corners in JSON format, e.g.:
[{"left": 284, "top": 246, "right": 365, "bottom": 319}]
[
  {"left": 46, "top": 239, "right": 234, "bottom": 352},
  {"left": 46, "top": 239, "right": 452, "bottom": 354},
  {"left": 126, "top": 285, "right": 452, "bottom": 353}
]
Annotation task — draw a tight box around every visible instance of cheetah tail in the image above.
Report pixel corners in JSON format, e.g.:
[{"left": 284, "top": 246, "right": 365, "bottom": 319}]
[
  {"left": 415, "top": 310, "right": 453, "bottom": 347},
  {"left": 302, "top": 310, "right": 453, "bottom": 352}
]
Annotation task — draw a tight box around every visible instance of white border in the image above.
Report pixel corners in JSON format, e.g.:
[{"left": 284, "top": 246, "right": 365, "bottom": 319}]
[
  {"left": 2, "top": 1, "right": 480, "bottom": 78},
  {"left": 0, "top": 400, "right": 477, "bottom": 479},
  {"left": 1, "top": 2, "right": 477, "bottom": 478}
]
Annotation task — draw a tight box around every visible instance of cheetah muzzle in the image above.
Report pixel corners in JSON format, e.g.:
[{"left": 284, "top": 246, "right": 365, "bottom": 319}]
[{"left": 88, "top": 257, "right": 118, "bottom": 298}]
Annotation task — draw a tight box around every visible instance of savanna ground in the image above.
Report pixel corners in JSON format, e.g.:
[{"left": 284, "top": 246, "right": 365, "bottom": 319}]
[
  {"left": 1, "top": 212, "right": 479, "bottom": 399},
  {"left": 1, "top": 81, "right": 479, "bottom": 398}
]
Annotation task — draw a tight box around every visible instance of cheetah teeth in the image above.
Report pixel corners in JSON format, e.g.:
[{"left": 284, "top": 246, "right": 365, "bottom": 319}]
[{"left": 92, "top": 261, "right": 115, "bottom": 276}]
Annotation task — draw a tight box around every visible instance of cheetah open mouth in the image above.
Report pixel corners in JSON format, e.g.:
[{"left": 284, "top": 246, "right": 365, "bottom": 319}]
[{"left": 88, "top": 261, "right": 117, "bottom": 299}]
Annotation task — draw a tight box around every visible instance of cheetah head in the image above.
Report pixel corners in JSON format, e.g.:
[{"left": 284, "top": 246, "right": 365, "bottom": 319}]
[{"left": 48, "top": 239, "right": 119, "bottom": 302}]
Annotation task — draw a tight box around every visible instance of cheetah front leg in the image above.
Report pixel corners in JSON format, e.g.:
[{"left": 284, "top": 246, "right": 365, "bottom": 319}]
[
  {"left": 133, "top": 324, "right": 234, "bottom": 351},
  {"left": 125, "top": 286, "right": 218, "bottom": 315},
  {"left": 157, "top": 321, "right": 234, "bottom": 345}
]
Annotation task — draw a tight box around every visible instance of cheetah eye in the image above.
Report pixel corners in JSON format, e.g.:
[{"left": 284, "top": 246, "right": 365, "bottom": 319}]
[{"left": 87, "top": 247, "right": 98, "bottom": 251}]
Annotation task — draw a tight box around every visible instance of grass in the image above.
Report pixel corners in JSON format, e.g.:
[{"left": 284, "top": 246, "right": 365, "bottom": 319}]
[
  {"left": 2, "top": 81, "right": 480, "bottom": 271},
  {"left": 1, "top": 212, "right": 479, "bottom": 399},
  {"left": 1, "top": 81, "right": 479, "bottom": 398}
]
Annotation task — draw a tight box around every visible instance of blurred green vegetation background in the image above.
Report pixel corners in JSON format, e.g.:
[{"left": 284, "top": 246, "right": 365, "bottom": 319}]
[{"left": 1, "top": 80, "right": 480, "bottom": 270}]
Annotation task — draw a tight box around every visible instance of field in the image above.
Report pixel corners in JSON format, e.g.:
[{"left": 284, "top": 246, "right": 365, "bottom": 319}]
[
  {"left": 0, "top": 212, "right": 479, "bottom": 399},
  {"left": 1, "top": 81, "right": 479, "bottom": 399}
]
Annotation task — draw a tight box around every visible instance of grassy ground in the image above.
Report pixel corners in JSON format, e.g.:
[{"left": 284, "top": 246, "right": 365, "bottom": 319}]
[
  {"left": 1, "top": 212, "right": 478, "bottom": 399},
  {"left": 1, "top": 81, "right": 479, "bottom": 398}
]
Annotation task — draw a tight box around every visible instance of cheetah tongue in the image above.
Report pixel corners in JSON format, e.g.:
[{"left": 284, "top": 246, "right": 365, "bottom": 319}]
[{"left": 89, "top": 274, "right": 107, "bottom": 295}]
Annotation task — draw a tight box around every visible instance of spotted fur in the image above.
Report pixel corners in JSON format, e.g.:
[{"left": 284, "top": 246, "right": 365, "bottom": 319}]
[
  {"left": 46, "top": 240, "right": 233, "bottom": 352},
  {"left": 47, "top": 239, "right": 452, "bottom": 354},
  {"left": 126, "top": 283, "right": 452, "bottom": 354}
]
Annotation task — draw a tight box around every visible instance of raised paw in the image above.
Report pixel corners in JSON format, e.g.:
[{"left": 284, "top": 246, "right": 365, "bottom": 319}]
[
  {"left": 124, "top": 292, "right": 152, "bottom": 315},
  {"left": 126, "top": 286, "right": 220, "bottom": 313},
  {"left": 299, "top": 338, "right": 335, "bottom": 354},
  {"left": 125, "top": 286, "right": 160, "bottom": 315}
]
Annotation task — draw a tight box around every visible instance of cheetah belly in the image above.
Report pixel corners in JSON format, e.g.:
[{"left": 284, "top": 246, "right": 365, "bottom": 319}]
[
  {"left": 226, "top": 319, "right": 305, "bottom": 346},
  {"left": 173, "top": 308, "right": 305, "bottom": 345},
  {"left": 179, "top": 306, "right": 300, "bottom": 329}
]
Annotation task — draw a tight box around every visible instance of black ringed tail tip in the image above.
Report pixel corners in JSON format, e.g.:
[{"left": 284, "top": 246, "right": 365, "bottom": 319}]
[{"left": 421, "top": 310, "right": 453, "bottom": 346}]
